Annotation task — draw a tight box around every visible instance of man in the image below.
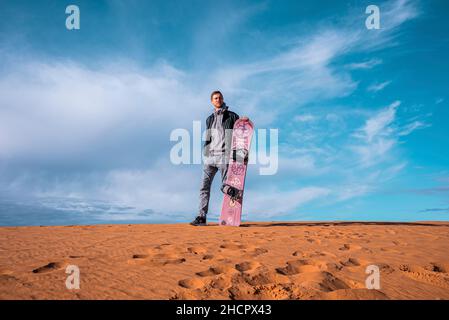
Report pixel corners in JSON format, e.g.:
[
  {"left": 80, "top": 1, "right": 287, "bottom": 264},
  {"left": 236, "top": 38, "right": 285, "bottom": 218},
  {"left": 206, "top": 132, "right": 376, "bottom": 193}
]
[{"left": 190, "top": 91, "right": 239, "bottom": 226}]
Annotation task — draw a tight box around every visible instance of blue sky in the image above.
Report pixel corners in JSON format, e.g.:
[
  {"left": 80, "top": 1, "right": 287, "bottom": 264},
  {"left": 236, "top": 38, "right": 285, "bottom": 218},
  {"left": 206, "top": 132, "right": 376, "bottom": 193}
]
[{"left": 0, "top": 0, "right": 448, "bottom": 225}]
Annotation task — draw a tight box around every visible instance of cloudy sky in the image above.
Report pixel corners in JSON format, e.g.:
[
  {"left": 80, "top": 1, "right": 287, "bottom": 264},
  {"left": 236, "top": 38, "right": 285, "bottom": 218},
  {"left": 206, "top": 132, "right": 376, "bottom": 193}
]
[{"left": 0, "top": 0, "right": 448, "bottom": 225}]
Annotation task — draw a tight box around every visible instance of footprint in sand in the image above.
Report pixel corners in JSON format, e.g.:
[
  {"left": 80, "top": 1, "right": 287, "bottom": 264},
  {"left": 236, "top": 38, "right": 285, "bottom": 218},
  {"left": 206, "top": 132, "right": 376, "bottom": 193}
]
[
  {"left": 379, "top": 247, "right": 402, "bottom": 253},
  {"left": 275, "top": 259, "right": 324, "bottom": 275},
  {"left": 338, "top": 244, "right": 362, "bottom": 251},
  {"left": 235, "top": 261, "right": 261, "bottom": 272},
  {"left": 313, "top": 272, "right": 351, "bottom": 292},
  {"left": 241, "top": 270, "right": 279, "bottom": 286},
  {"left": 339, "top": 258, "right": 392, "bottom": 272},
  {"left": 187, "top": 246, "right": 208, "bottom": 255},
  {"left": 175, "top": 259, "right": 362, "bottom": 300},
  {"left": 32, "top": 262, "right": 66, "bottom": 274},
  {"left": 148, "top": 244, "right": 182, "bottom": 254},
  {"left": 177, "top": 261, "right": 269, "bottom": 297},
  {"left": 0, "top": 269, "right": 17, "bottom": 284},
  {"left": 196, "top": 265, "right": 237, "bottom": 277},
  {"left": 218, "top": 242, "right": 267, "bottom": 257},
  {"left": 127, "top": 254, "right": 150, "bottom": 265},
  {"left": 208, "top": 274, "right": 233, "bottom": 290},
  {"left": 314, "top": 288, "right": 389, "bottom": 300},
  {"left": 151, "top": 253, "right": 186, "bottom": 265},
  {"left": 424, "top": 262, "right": 449, "bottom": 273},
  {"left": 249, "top": 247, "right": 268, "bottom": 257},
  {"left": 132, "top": 254, "right": 149, "bottom": 259},
  {"left": 273, "top": 270, "right": 351, "bottom": 295},
  {"left": 293, "top": 250, "right": 327, "bottom": 258},
  {"left": 153, "top": 244, "right": 168, "bottom": 250},
  {"left": 201, "top": 254, "right": 214, "bottom": 260},
  {"left": 220, "top": 243, "right": 248, "bottom": 250},
  {"left": 0, "top": 273, "right": 18, "bottom": 284},
  {"left": 190, "top": 261, "right": 266, "bottom": 286},
  {"left": 392, "top": 240, "right": 408, "bottom": 246},
  {"left": 174, "top": 276, "right": 232, "bottom": 299},
  {"left": 377, "top": 263, "right": 395, "bottom": 274},
  {"left": 178, "top": 278, "right": 207, "bottom": 289},
  {"left": 325, "top": 263, "right": 344, "bottom": 272},
  {"left": 228, "top": 281, "right": 297, "bottom": 300},
  {"left": 399, "top": 263, "right": 449, "bottom": 289},
  {"left": 128, "top": 251, "right": 186, "bottom": 266},
  {"left": 340, "top": 258, "right": 361, "bottom": 267}
]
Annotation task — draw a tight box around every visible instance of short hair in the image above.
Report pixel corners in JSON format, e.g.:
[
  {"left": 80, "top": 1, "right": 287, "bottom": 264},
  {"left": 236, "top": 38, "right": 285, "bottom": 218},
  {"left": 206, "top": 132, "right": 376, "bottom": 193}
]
[{"left": 210, "top": 90, "right": 223, "bottom": 100}]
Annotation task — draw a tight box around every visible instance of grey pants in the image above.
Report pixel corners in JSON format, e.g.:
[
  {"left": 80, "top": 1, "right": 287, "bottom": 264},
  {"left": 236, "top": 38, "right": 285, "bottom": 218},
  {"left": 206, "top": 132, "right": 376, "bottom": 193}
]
[{"left": 198, "top": 155, "right": 229, "bottom": 217}]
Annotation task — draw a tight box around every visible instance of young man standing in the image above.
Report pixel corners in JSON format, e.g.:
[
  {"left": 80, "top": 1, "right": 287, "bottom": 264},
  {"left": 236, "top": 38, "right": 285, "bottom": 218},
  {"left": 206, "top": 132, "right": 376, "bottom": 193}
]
[{"left": 190, "top": 91, "right": 239, "bottom": 226}]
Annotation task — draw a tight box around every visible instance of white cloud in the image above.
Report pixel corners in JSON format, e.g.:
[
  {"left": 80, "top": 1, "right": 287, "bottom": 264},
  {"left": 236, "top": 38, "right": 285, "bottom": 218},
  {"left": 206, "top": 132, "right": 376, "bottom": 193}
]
[
  {"left": 346, "top": 58, "right": 383, "bottom": 70},
  {"left": 332, "top": 162, "right": 407, "bottom": 202},
  {"left": 282, "top": 146, "right": 330, "bottom": 156},
  {"left": 0, "top": 60, "right": 204, "bottom": 161},
  {"left": 244, "top": 186, "right": 331, "bottom": 218},
  {"left": 277, "top": 155, "right": 327, "bottom": 177},
  {"left": 398, "top": 120, "right": 431, "bottom": 136},
  {"left": 349, "top": 99, "right": 431, "bottom": 169},
  {"left": 361, "top": 101, "right": 400, "bottom": 142},
  {"left": 336, "top": 184, "right": 372, "bottom": 201},
  {"left": 367, "top": 80, "right": 392, "bottom": 92},
  {"left": 383, "top": 0, "right": 420, "bottom": 29},
  {"left": 351, "top": 139, "right": 397, "bottom": 168},
  {"left": 212, "top": 0, "right": 420, "bottom": 126},
  {"left": 28, "top": 159, "right": 201, "bottom": 218},
  {"left": 435, "top": 98, "right": 444, "bottom": 105},
  {"left": 349, "top": 101, "right": 401, "bottom": 168},
  {"left": 213, "top": 29, "right": 360, "bottom": 123},
  {"left": 294, "top": 114, "right": 317, "bottom": 122}
]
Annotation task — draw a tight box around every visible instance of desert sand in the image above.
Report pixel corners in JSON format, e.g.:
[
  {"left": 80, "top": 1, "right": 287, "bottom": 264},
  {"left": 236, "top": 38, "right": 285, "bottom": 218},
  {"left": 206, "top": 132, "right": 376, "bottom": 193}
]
[{"left": 0, "top": 221, "right": 448, "bottom": 300}]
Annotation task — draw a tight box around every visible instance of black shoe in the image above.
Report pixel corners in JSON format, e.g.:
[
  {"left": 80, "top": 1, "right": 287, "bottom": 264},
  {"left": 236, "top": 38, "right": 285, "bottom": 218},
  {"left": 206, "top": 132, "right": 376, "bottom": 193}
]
[{"left": 190, "top": 215, "right": 207, "bottom": 226}]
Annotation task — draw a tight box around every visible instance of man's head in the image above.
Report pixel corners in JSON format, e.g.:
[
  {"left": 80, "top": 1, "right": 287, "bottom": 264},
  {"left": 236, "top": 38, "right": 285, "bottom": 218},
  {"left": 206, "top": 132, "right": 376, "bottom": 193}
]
[{"left": 210, "top": 90, "right": 224, "bottom": 109}]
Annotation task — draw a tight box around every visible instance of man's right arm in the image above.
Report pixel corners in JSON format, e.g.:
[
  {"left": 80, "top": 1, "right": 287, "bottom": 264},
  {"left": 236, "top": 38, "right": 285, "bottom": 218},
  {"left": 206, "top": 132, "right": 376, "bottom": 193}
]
[{"left": 203, "top": 115, "right": 211, "bottom": 156}]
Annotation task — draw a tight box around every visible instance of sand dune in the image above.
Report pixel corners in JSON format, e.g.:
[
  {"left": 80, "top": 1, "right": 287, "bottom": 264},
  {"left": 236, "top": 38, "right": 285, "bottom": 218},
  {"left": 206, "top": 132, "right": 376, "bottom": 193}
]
[{"left": 0, "top": 221, "right": 448, "bottom": 300}]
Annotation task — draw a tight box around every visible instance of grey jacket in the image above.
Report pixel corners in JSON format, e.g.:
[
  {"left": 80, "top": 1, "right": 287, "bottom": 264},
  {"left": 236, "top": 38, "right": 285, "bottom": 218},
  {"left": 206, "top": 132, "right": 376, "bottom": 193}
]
[{"left": 203, "top": 104, "right": 239, "bottom": 158}]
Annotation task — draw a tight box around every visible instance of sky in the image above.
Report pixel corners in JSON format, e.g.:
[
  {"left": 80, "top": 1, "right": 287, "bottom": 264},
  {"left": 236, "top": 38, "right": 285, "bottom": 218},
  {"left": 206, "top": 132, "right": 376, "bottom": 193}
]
[{"left": 0, "top": 0, "right": 448, "bottom": 226}]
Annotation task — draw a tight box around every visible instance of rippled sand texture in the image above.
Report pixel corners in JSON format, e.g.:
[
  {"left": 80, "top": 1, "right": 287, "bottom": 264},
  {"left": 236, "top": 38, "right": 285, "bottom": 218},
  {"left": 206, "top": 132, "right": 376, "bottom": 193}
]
[{"left": 1, "top": 222, "right": 448, "bottom": 300}]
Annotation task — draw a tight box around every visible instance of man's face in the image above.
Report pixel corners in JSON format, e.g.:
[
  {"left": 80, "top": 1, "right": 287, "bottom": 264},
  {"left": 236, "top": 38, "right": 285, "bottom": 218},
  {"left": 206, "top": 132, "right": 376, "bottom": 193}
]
[{"left": 211, "top": 94, "right": 223, "bottom": 108}]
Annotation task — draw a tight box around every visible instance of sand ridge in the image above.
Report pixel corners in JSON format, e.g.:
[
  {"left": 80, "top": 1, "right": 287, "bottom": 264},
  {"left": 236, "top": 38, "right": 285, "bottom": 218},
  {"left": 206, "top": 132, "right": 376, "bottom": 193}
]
[{"left": 0, "top": 221, "right": 448, "bottom": 300}]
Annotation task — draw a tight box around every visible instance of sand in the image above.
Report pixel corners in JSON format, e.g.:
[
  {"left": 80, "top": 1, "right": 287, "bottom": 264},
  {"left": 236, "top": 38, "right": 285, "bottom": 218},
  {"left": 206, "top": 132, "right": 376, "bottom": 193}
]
[{"left": 0, "top": 221, "right": 448, "bottom": 300}]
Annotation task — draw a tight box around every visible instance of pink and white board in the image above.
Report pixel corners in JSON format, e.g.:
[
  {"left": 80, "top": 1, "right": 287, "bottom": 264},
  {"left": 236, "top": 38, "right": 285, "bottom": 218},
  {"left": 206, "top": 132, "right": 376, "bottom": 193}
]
[{"left": 219, "top": 118, "right": 254, "bottom": 227}]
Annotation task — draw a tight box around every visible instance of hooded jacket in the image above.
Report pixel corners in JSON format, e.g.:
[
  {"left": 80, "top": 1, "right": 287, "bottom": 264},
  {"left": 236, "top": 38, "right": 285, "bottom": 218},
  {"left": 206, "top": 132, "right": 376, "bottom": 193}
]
[{"left": 203, "top": 103, "right": 239, "bottom": 158}]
